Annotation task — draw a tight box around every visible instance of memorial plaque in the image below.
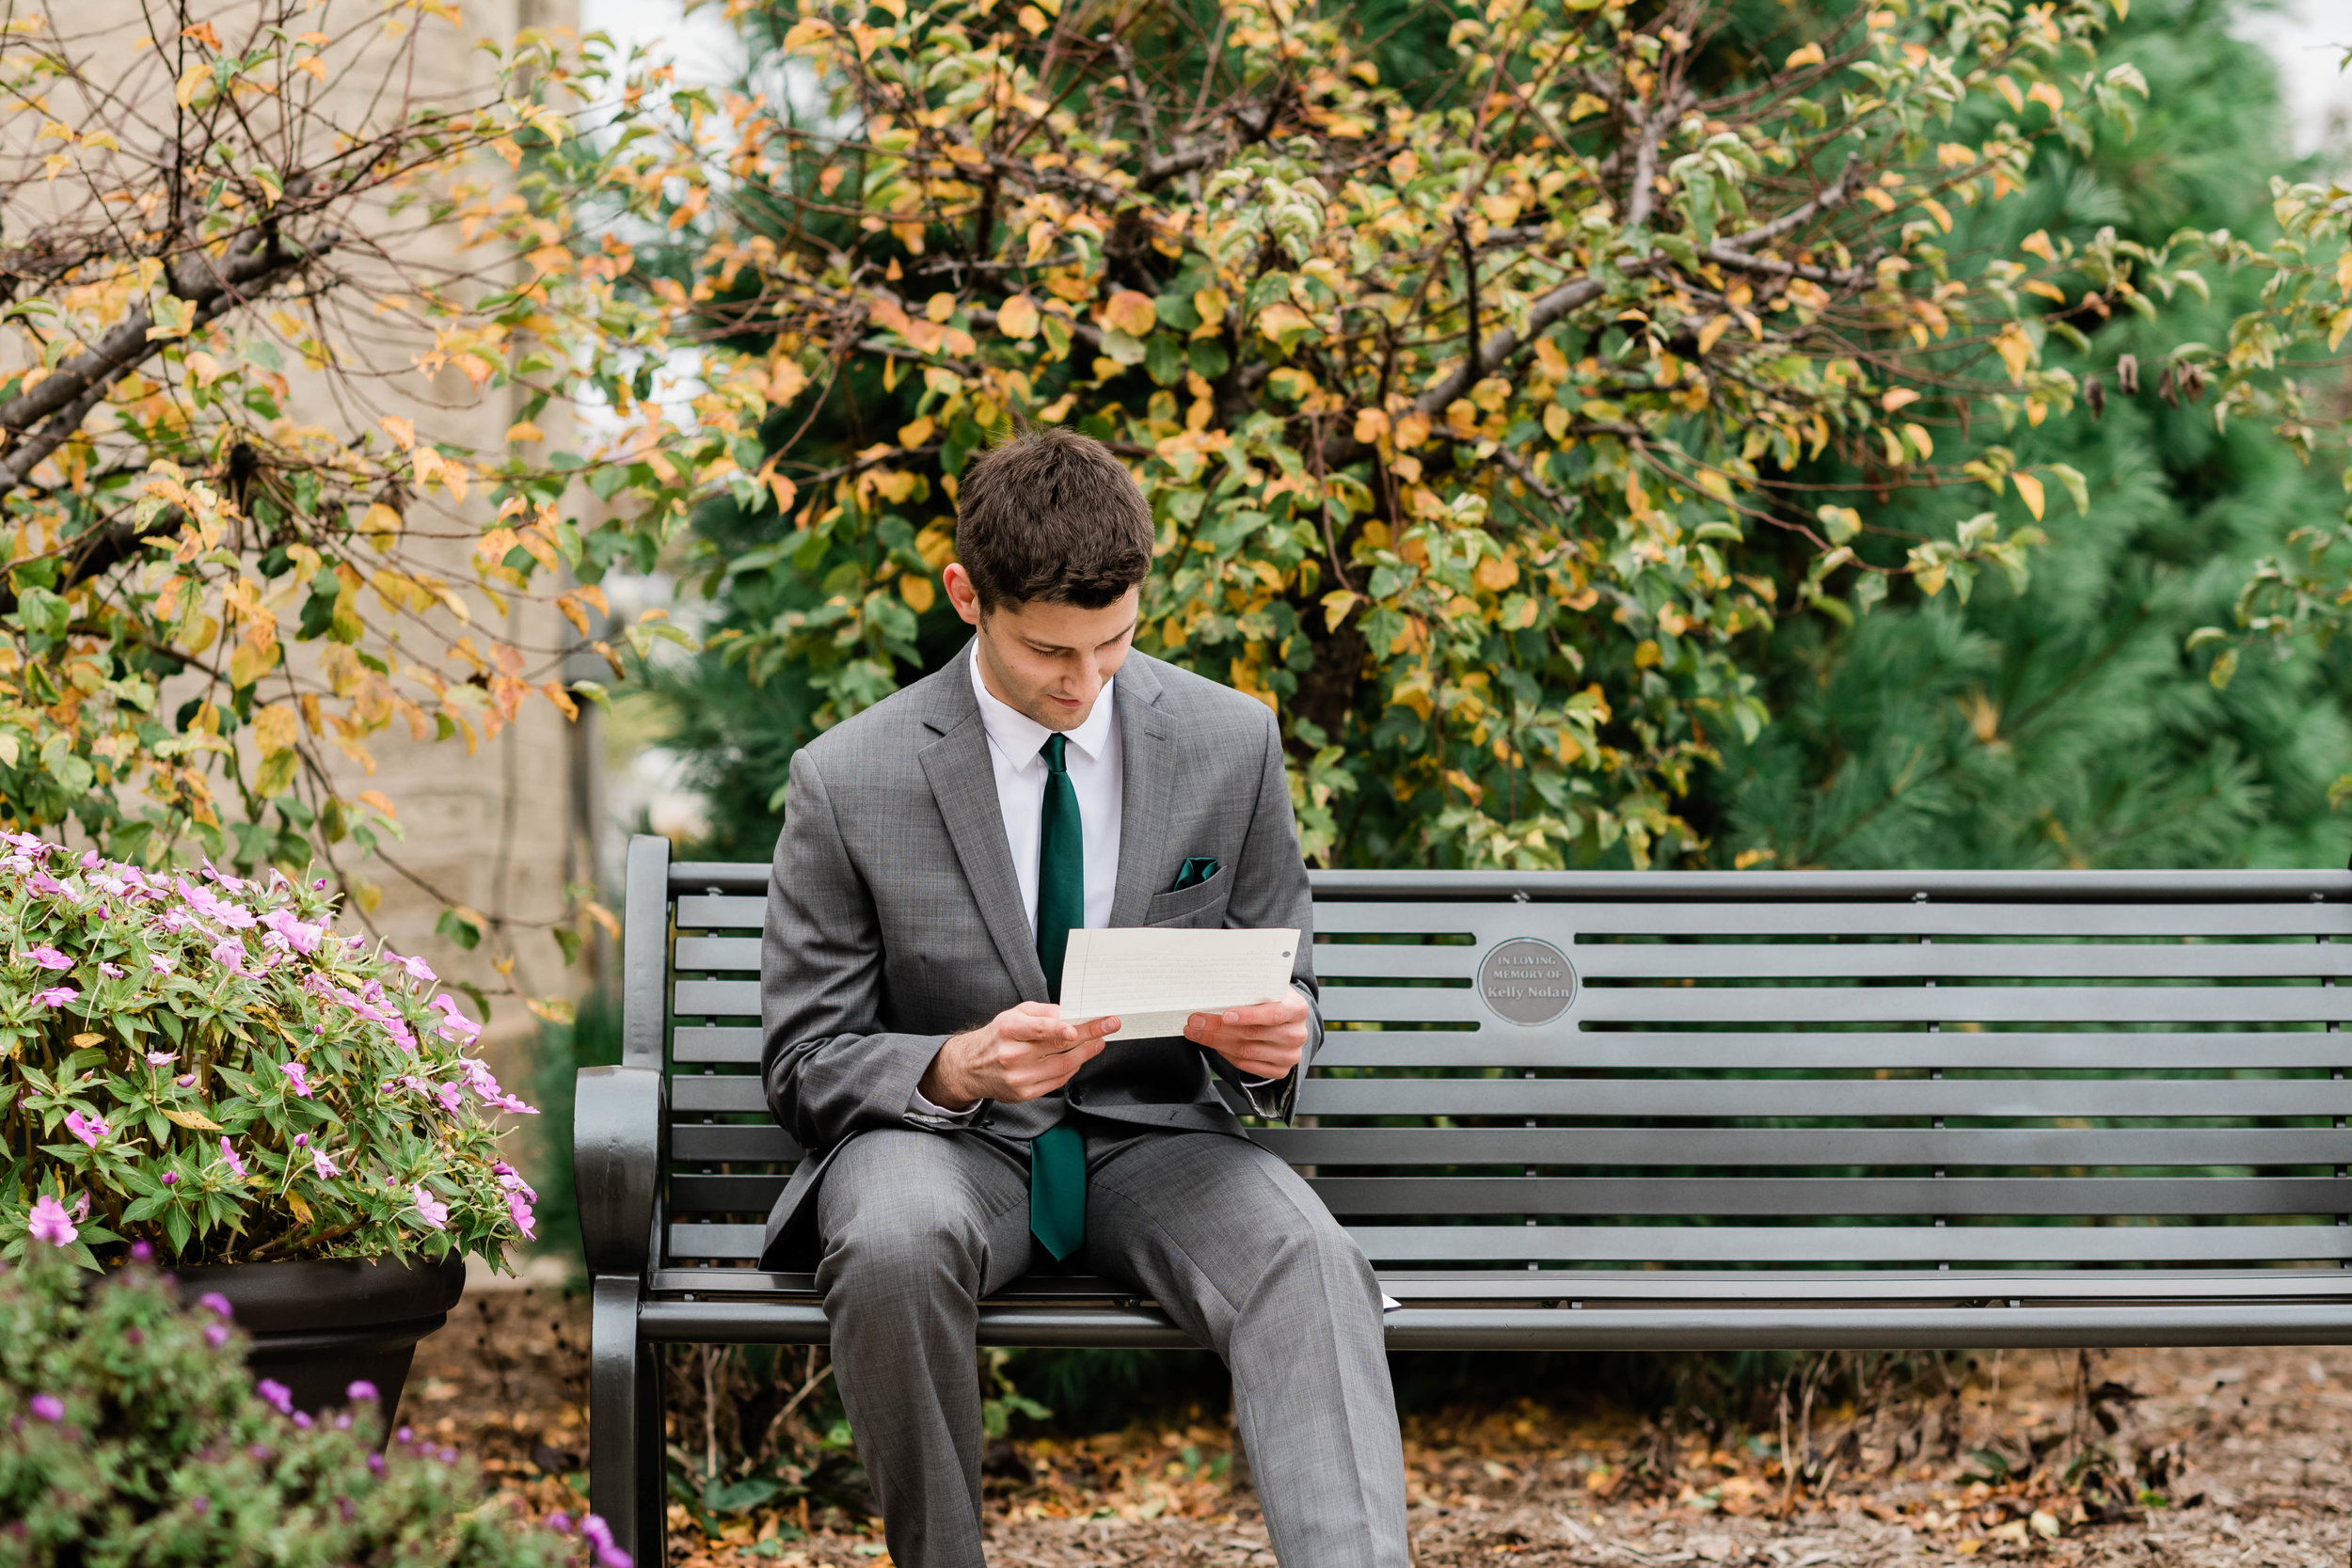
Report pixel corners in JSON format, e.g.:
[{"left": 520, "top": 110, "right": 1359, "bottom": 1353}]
[{"left": 1477, "top": 938, "right": 1577, "bottom": 1025}]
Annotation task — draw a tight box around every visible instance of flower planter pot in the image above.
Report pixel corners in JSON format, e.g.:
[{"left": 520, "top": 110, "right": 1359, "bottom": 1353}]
[{"left": 174, "top": 1253, "right": 467, "bottom": 1421}]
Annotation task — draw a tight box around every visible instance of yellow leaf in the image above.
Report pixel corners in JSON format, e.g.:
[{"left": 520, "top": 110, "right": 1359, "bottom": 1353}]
[
  {"left": 2329, "top": 308, "right": 2352, "bottom": 353},
  {"left": 1353, "top": 407, "right": 1390, "bottom": 445},
  {"left": 2019, "top": 230, "right": 2056, "bottom": 262},
  {"left": 1696, "top": 315, "right": 1732, "bottom": 356},
  {"left": 2026, "top": 81, "right": 2065, "bottom": 117},
  {"left": 504, "top": 420, "right": 544, "bottom": 444},
  {"left": 1992, "top": 324, "right": 2033, "bottom": 384},
  {"left": 379, "top": 415, "right": 417, "bottom": 451},
  {"left": 1903, "top": 422, "right": 1933, "bottom": 460},
  {"left": 1104, "top": 290, "right": 1157, "bottom": 337},
  {"left": 1393, "top": 411, "right": 1431, "bottom": 449},
  {"left": 1783, "top": 42, "right": 1824, "bottom": 69},
  {"left": 1473, "top": 555, "right": 1518, "bottom": 592},
  {"left": 996, "top": 294, "right": 1040, "bottom": 340},
  {"left": 1633, "top": 640, "right": 1662, "bottom": 668},
  {"left": 72, "top": 1033, "right": 103, "bottom": 1048},
  {"left": 2011, "top": 471, "right": 2046, "bottom": 520},
  {"left": 1881, "top": 388, "right": 1920, "bottom": 413},
  {"left": 1017, "top": 4, "right": 1047, "bottom": 33},
  {"left": 361, "top": 502, "right": 403, "bottom": 546},
  {"left": 286, "top": 1188, "right": 313, "bottom": 1224},
  {"left": 898, "top": 574, "right": 936, "bottom": 613},
  {"left": 174, "top": 60, "right": 209, "bottom": 107},
  {"left": 358, "top": 790, "right": 397, "bottom": 818},
  {"left": 165, "top": 1108, "right": 224, "bottom": 1132},
  {"left": 1322, "top": 591, "right": 1361, "bottom": 630},
  {"left": 252, "top": 703, "right": 299, "bottom": 757},
  {"left": 1566, "top": 92, "right": 1609, "bottom": 121}
]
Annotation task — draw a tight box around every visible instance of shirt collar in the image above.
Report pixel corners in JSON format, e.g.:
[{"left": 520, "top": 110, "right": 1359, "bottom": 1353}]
[{"left": 968, "top": 642, "right": 1116, "bottom": 767}]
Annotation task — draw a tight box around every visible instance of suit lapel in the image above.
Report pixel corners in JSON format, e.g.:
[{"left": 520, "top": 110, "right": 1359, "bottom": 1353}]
[
  {"left": 1108, "top": 656, "right": 1173, "bottom": 928},
  {"left": 918, "top": 645, "right": 1049, "bottom": 1000}
]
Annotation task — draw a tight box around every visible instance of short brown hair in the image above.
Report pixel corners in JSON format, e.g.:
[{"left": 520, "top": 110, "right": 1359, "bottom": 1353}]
[{"left": 954, "top": 427, "right": 1154, "bottom": 610}]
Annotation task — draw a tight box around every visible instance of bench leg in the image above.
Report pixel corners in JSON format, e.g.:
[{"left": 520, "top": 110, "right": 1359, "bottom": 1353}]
[{"left": 590, "top": 1274, "right": 668, "bottom": 1568}]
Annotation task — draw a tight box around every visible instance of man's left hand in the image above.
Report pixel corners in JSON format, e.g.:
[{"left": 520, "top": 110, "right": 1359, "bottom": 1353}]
[{"left": 1184, "top": 990, "right": 1310, "bottom": 1081}]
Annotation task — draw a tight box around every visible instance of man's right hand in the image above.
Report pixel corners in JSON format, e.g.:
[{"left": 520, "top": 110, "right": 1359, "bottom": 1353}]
[{"left": 917, "top": 1001, "right": 1120, "bottom": 1111}]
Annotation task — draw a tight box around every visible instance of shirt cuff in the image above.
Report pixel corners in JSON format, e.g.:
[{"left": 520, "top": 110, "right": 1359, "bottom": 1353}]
[
  {"left": 907, "top": 1082, "right": 983, "bottom": 1122},
  {"left": 1240, "top": 1073, "right": 1284, "bottom": 1088}
]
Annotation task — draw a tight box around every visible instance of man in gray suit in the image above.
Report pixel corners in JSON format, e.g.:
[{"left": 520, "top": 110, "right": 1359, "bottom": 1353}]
[{"left": 759, "top": 428, "right": 1407, "bottom": 1567}]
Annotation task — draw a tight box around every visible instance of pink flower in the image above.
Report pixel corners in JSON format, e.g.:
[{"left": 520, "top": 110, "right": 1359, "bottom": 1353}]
[
  {"left": 28, "top": 1393, "right": 62, "bottom": 1422},
  {"left": 278, "top": 1062, "right": 312, "bottom": 1099},
  {"left": 62, "top": 1110, "right": 107, "bottom": 1148},
  {"left": 387, "top": 950, "right": 437, "bottom": 984},
  {"left": 77, "top": 850, "right": 100, "bottom": 870},
  {"left": 26, "top": 1194, "right": 76, "bottom": 1247},
  {"left": 32, "top": 987, "right": 76, "bottom": 1008},
  {"left": 260, "top": 908, "right": 325, "bottom": 956},
  {"left": 97, "top": 962, "right": 123, "bottom": 979},
  {"left": 26, "top": 946, "right": 70, "bottom": 971},
  {"left": 435, "top": 1081, "right": 463, "bottom": 1116},
  {"left": 150, "top": 955, "right": 175, "bottom": 974},
  {"left": 219, "top": 1137, "right": 246, "bottom": 1179},
  {"left": 428, "top": 993, "right": 482, "bottom": 1045},
  {"left": 145, "top": 1051, "right": 177, "bottom": 1068},
  {"left": 311, "top": 1148, "right": 339, "bottom": 1180},
  {"left": 507, "top": 1191, "right": 536, "bottom": 1240},
  {"left": 493, "top": 1162, "right": 539, "bottom": 1202},
  {"left": 409, "top": 1183, "right": 449, "bottom": 1231}
]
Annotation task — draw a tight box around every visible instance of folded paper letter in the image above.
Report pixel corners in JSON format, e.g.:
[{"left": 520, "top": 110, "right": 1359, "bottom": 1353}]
[{"left": 1057, "top": 927, "right": 1301, "bottom": 1043}]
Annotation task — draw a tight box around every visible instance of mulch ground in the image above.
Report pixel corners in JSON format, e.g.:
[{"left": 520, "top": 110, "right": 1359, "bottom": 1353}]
[{"left": 404, "top": 1282, "right": 2352, "bottom": 1568}]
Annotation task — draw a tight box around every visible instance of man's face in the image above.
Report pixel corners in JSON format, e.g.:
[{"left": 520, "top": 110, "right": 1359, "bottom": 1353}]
[{"left": 946, "top": 563, "right": 1137, "bottom": 732}]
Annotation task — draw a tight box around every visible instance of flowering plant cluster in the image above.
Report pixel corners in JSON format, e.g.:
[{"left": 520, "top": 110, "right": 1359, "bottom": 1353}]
[
  {"left": 0, "top": 835, "right": 538, "bottom": 1267},
  {"left": 0, "top": 1237, "right": 612, "bottom": 1565}
]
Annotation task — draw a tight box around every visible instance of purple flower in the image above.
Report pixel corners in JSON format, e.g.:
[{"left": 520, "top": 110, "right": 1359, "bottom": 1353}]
[
  {"left": 189, "top": 1497, "right": 209, "bottom": 1516},
  {"left": 293, "top": 1132, "right": 308, "bottom": 1148},
  {"left": 260, "top": 908, "right": 325, "bottom": 956},
  {"left": 312, "top": 878, "right": 327, "bottom": 891},
  {"left": 435, "top": 1081, "right": 463, "bottom": 1116},
  {"left": 175, "top": 1073, "right": 195, "bottom": 1087},
  {"left": 547, "top": 1511, "right": 573, "bottom": 1533},
  {"left": 130, "top": 1241, "right": 152, "bottom": 1262},
  {"left": 598, "top": 1546, "right": 634, "bottom": 1568},
  {"left": 367, "top": 1452, "right": 386, "bottom": 1476},
  {"left": 409, "top": 1183, "right": 448, "bottom": 1231},
  {"left": 161, "top": 1171, "right": 179, "bottom": 1186},
  {"left": 428, "top": 993, "right": 482, "bottom": 1045},
  {"left": 204, "top": 1323, "right": 229, "bottom": 1348},
  {"left": 151, "top": 955, "right": 175, "bottom": 974},
  {"left": 293, "top": 1411, "right": 311, "bottom": 1429},
  {"left": 396, "top": 1425, "right": 413, "bottom": 1442},
  {"left": 278, "top": 1062, "right": 312, "bottom": 1099},
  {"left": 62, "top": 1110, "right": 107, "bottom": 1148},
  {"left": 311, "top": 1148, "right": 339, "bottom": 1180},
  {"left": 257, "top": 1378, "right": 294, "bottom": 1416},
  {"left": 25, "top": 945, "right": 69, "bottom": 971},
  {"left": 97, "top": 961, "right": 123, "bottom": 979},
  {"left": 218, "top": 1138, "right": 246, "bottom": 1179},
  {"left": 199, "top": 1292, "right": 233, "bottom": 1318},
  {"left": 494, "top": 1163, "right": 540, "bottom": 1202},
  {"left": 347, "top": 1380, "right": 378, "bottom": 1402},
  {"left": 28, "top": 1394, "right": 62, "bottom": 1422},
  {"left": 146, "top": 1051, "right": 177, "bottom": 1068},
  {"left": 248, "top": 1442, "right": 272, "bottom": 1460},
  {"left": 581, "top": 1515, "right": 615, "bottom": 1550},
  {"left": 25, "top": 1195, "right": 76, "bottom": 1247},
  {"left": 387, "top": 949, "right": 437, "bottom": 984},
  {"left": 31, "top": 987, "right": 76, "bottom": 1008},
  {"left": 507, "top": 1191, "right": 537, "bottom": 1240},
  {"left": 209, "top": 939, "right": 249, "bottom": 974}
]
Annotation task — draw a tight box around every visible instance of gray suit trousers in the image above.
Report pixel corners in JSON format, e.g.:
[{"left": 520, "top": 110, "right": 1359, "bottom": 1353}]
[{"left": 816, "top": 1125, "right": 1408, "bottom": 1568}]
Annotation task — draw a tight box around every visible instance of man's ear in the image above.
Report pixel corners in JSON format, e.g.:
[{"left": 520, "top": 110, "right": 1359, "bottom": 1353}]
[{"left": 942, "top": 562, "right": 985, "bottom": 626}]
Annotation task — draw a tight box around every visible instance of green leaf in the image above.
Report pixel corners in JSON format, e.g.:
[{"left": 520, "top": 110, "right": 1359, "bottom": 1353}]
[{"left": 436, "top": 910, "right": 483, "bottom": 951}]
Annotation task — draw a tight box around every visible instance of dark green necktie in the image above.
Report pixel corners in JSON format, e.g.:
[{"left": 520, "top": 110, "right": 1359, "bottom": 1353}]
[{"left": 1030, "top": 733, "right": 1087, "bottom": 1260}]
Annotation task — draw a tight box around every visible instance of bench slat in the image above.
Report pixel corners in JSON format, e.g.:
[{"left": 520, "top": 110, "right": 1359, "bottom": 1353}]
[
  {"left": 677, "top": 976, "right": 2352, "bottom": 1025},
  {"left": 1248, "top": 1126, "right": 2352, "bottom": 1165},
  {"left": 675, "top": 1026, "right": 763, "bottom": 1063},
  {"left": 677, "top": 937, "right": 762, "bottom": 970},
  {"left": 676, "top": 895, "right": 767, "bottom": 929},
  {"left": 671, "top": 1027, "right": 2352, "bottom": 1071},
  {"left": 1312, "top": 901, "right": 2352, "bottom": 939},
  {"left": 1343, "top": 1224, "right": 2352, "bottom": 1264},
  {"left": 664, "top": 1218, "right": 2352, "bottom": 1265},
  {"left": 666, "top": 1173, "right": 2352, "bottom": 1218},
  {"left": 1315, "top": 942, "right": 2352, "bottom": 981},
  {"left": 669, "top": 1072, "right": 2352, "bottom": 1119},
  {"left": 1325, "top": 984, "right": 2352, "bottom": 1026},
  {"left": 660, "top": 1123, "right": 2348, "bottom": 1169},
  {"left": 1297, "top": 1077, "right": 2352, "bottom": 1118},
  {"left": 1310, "top": 1030, "right": 2352, "bottom": 1070}
]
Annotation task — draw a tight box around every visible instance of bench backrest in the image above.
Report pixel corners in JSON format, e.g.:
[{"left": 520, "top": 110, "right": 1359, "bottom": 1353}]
[{"left": 629, "top": 838, "right": 2352, "bottom": 1277}]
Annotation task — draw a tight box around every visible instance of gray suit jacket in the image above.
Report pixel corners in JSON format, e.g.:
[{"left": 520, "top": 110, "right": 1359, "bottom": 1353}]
[{"left": 756, "top": 642, "right": 1322, "bottom": 1268}]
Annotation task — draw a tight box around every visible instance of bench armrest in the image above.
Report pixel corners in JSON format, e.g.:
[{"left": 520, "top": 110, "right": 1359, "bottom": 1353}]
[{"left": 575, "top": 1064, "right": 667, "bottom": 1275}]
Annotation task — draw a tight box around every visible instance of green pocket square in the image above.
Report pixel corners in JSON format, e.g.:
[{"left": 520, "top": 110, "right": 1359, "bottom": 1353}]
[{"left": 1171, "top": 856, "right": 1221, "bottom": 892}]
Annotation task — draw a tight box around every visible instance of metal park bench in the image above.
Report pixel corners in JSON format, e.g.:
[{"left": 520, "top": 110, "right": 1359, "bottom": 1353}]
[{"left": 577, "top": 832, "right": 2352, "bottom": 1560}]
